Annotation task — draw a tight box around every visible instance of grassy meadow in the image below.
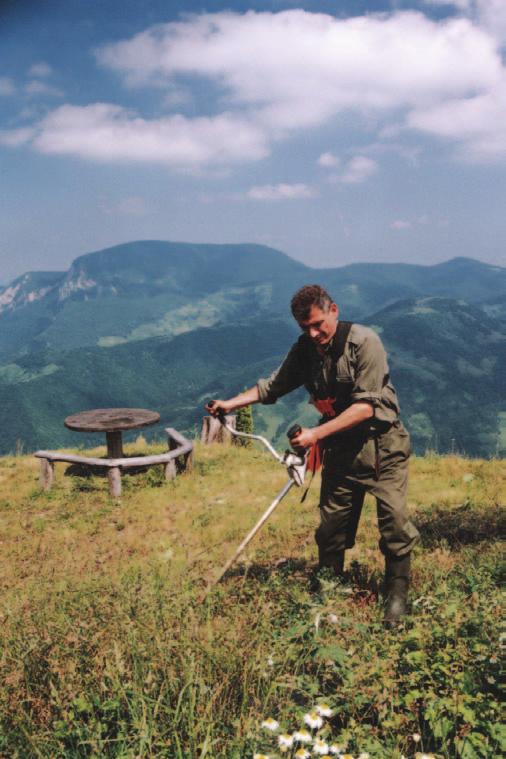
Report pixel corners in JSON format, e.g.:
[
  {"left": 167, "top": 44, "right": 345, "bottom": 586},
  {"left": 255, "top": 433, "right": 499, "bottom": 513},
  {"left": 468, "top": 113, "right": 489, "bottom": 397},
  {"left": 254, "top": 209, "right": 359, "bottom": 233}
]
[{"left": 0, "top": 439, "right": 503, "bottom": 758}]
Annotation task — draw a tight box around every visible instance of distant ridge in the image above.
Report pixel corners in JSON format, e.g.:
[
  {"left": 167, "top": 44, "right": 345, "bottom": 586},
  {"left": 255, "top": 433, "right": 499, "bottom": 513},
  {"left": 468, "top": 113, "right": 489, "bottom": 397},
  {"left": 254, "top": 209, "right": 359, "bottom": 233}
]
[
  {"left": 0, "top": 241, "right": 504, "bottom": 458},
  {"left": 0, "top": 240, "right": 504, "bottom": 360}
]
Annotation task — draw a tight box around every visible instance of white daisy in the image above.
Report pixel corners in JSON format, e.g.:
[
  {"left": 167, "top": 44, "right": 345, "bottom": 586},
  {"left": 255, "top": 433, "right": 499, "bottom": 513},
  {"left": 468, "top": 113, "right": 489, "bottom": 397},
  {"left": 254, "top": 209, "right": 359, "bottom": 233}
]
[
  {"left": 294, "top": 729, "right": 312, "bottom": 743},
  {"left": 295, "top": 750, "right": 311, "bottom": 759},
  {"left": 313, "top": 738, "right": 330, "bottom": 755},
  {"left": 412, "top": 733, "right": 421, "bottom": 743},
  {"left": 303, "top": 711, "right": 323, "bottom": 730},
  {"left": 328, "top": 613, "right": 339, "bottom": 624},
  {"left": 316, "top": 703, "right": 333, "bottom": 718},
  {"left": 358, "top": 753, "right": 370, "bottom": 759},
  {"left": 329, "top": 745, "right": 344, "bottom": 755},
  {"left": 261, "top": 717, "right": 279, "bottom": 732},
  {"left": 278, "top": 734, "right": 294, "bottom": 750}
]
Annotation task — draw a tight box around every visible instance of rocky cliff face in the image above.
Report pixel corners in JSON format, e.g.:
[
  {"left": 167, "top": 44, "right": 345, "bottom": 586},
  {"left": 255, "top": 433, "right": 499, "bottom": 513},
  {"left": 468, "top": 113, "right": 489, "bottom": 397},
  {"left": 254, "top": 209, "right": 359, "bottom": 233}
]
[{"left": 0, "top": 272, "right": 64, "bottom": 315}]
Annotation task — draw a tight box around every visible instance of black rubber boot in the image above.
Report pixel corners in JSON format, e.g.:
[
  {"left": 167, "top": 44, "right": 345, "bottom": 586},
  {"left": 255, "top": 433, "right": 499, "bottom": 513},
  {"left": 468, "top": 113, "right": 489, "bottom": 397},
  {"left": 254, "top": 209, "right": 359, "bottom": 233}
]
[
  {"left": 310, "top": 550, "right": 345, "bottom": 591},
  {"left": 320, "top": 548, "right": 345, "bottom": 576},
  {"left": 384, "top": 553, "right": 411, "bottom": 627}
]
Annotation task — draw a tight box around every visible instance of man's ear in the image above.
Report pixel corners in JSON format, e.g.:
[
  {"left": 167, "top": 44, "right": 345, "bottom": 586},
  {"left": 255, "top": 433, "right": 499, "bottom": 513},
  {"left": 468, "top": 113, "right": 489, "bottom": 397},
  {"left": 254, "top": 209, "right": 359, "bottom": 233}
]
[{"left": 330, "top": 302, "right": 339, "bottom": 318}]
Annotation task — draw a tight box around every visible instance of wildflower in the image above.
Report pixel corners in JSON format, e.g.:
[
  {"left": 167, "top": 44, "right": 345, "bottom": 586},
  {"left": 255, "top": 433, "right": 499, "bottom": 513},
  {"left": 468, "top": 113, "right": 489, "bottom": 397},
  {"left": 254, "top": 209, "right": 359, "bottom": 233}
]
[
  {"left": 303, "top": 711, "right": 323, "bottom": 729},
  {"left": 267, "top": 655, "right": 275, "bottom": 667},
  {"left": 278, "top": 734, "right": 294, "bottom": 751},
  {"left": 329, "top": 746, "right": 344, "bottom": 755},
  {"left": 316, "top": 702, "right": 333, "bottom": 718},
  {"left": 358, "top": 754, "right": 370, "bottom": 759},
  {"left": 412, "top": 733, "right": 421, "bottom": 743},
  {"left": 328, "top": 613, "right": 339, "bottom": 624},
  {"left": 294, "top": 729, "right": 312, "bottom": 743},
  {"left": 295, "top": 750, "right": 311, "bottom": 759},
  {"left": 342, "top": 754, "right": 355, "bottom": 759},
  {"left": 261, "top": 717, "right": 279, "bottom": 731},
  {"left": 313, "top": 738, "right": 330, "bottom": 755},
  {"left": 415, "top": 754, "right": 435, "bottom": 759},
  {"left": 254, "top": 754, "right": 270, "bottom": 759}
]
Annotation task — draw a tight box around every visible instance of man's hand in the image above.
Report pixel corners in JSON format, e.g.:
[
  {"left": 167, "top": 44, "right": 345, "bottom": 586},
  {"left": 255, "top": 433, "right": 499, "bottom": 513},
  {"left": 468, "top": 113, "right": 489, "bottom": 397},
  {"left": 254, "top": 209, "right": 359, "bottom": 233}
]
[
  {"left": 290, "top": 426, "right": 319, "bottom": 449},
  {"left": 205, "top": 399, "right": 233, "bottom": 417}
]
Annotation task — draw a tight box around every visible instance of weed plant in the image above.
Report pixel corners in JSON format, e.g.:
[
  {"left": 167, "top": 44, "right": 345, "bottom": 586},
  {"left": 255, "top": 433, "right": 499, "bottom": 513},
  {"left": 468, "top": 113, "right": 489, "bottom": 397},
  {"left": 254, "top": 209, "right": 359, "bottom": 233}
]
[{"left": 0, "top": 442, "right": 503, "bottom": 758}]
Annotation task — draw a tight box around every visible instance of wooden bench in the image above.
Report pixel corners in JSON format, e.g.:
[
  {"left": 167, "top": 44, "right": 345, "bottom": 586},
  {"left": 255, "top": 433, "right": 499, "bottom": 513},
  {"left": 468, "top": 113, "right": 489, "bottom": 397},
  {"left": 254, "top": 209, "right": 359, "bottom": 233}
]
[{"left": 35, "top": 427, "right": 193, "bottom": 498}]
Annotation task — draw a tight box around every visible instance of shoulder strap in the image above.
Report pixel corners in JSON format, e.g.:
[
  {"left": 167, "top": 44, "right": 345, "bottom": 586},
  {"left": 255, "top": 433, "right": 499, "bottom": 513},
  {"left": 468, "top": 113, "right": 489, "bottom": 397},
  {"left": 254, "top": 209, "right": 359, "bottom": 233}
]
[{"left": 331, "top": 320, "right": 353, "bottom": 363}]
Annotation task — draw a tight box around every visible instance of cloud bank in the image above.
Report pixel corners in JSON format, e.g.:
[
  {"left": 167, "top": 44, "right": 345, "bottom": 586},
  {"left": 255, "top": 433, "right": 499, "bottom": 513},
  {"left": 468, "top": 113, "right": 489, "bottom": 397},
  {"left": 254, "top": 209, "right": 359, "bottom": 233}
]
[{"left": 3, "top": 8, "right": 506, "bottom": 168}]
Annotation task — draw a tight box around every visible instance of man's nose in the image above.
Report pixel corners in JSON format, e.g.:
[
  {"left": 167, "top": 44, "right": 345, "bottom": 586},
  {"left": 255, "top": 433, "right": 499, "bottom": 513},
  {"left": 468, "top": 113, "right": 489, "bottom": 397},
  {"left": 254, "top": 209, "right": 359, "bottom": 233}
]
[{"left": 309, "top": 326, "right": 319, "bottom": 338}]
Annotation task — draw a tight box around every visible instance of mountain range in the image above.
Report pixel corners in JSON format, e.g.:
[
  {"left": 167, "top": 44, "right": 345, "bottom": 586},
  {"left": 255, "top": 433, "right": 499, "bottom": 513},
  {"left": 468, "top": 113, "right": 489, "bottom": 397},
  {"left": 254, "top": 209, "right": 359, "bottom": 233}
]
[{"left": 1, "top": 241, "right": 504, "bottom": 457}]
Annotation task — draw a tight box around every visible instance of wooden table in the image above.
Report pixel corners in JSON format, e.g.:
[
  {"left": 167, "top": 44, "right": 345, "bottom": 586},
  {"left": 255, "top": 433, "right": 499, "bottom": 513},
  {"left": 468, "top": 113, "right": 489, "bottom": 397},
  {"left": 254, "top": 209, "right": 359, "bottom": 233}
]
[
  {"left": 64, "top": 408, "right": 160, "bottom": 457},
  {"left": 35, "top": 408, "right": 193, "bottom": 498}
]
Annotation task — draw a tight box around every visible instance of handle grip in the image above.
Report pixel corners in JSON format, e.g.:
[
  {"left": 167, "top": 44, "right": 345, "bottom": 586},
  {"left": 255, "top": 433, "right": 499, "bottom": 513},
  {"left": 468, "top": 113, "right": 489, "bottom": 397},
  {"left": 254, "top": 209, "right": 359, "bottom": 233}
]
[
  {"left": 207, "top": 399, "right": 226, "bottom": 422},
  {"left": 287, "top": 423, "right": 302, "bottom": 441},
  {"left": 287, "top": 423, "right": 306, "bottom": 456}
]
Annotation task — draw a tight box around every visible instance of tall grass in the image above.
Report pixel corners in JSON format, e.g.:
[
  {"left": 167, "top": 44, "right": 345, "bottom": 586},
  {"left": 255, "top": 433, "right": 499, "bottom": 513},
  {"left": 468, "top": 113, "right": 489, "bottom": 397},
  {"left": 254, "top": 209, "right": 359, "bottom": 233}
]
[{"left": 0, "top": 442, "right": 503, "bottom": 758}]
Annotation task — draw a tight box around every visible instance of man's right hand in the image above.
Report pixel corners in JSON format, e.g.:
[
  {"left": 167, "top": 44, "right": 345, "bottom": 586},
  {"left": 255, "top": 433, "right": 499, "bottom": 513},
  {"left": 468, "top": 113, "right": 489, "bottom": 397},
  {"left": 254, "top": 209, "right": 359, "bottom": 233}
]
[{"left": 205, "top": 399, "right": 232, "bottom": 417}]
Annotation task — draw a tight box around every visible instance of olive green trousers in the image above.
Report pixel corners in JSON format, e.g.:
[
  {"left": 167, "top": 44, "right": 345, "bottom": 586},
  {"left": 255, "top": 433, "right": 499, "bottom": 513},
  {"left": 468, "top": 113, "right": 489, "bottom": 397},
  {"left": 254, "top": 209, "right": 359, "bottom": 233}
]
[{"left": 315, "top": 421, "right": 420, "bottom": 561}]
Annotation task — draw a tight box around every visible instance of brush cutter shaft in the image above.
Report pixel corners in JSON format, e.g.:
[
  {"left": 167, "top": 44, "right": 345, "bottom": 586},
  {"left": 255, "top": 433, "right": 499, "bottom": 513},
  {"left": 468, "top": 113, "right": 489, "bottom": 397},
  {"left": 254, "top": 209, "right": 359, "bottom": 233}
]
[{"left": 210, "top": 478, "right": 295, "bottom": 589}]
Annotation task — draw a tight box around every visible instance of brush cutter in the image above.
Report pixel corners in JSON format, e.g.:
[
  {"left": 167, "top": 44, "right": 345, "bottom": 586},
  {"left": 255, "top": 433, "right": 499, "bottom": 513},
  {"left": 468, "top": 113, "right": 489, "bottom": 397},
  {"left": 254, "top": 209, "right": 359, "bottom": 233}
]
[{"left": 203, "top": 401, "right": 307, "bottom": 594}]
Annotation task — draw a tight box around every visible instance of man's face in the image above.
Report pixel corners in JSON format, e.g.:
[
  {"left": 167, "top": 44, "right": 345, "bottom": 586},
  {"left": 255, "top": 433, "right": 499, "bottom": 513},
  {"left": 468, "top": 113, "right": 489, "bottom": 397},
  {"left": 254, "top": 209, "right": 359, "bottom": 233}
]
[{"left": 297, "top": 303, "right": 339, "bottom": 347}]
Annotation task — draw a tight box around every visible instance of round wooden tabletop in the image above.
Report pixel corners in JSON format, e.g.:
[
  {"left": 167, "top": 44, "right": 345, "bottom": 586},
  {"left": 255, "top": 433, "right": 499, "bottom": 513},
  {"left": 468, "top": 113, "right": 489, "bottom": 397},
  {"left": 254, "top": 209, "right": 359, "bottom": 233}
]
[{"left": 64, "top": 408, "right": 160, "bottom": 433}]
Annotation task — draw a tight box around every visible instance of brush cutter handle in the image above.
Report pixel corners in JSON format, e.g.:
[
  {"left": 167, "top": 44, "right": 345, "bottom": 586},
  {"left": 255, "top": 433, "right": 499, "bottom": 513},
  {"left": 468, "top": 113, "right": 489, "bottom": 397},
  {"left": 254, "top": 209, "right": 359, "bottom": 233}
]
[
  {"left": 287, "top": 423, "right": 307, "bottom": 458},
  {"left": 206, "top": 399, "right": 283, "bottom": 463},
  {"left": 206, "top": 399, "right": 226, "bottom": 422}
]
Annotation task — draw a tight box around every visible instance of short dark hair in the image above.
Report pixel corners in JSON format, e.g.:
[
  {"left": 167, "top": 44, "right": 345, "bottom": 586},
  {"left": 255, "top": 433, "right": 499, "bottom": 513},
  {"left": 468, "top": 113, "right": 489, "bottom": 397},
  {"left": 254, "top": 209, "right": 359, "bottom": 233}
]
[{"left": 290, "top": 284, "right": 333, "bottom": 322}]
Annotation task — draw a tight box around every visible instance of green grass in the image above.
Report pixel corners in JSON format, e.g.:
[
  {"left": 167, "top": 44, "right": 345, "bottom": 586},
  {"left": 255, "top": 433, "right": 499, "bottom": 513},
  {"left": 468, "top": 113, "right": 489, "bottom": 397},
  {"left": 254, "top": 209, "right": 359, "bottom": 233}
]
[{"left": 0, "top": 443, "right": 504, "bottom": 758}]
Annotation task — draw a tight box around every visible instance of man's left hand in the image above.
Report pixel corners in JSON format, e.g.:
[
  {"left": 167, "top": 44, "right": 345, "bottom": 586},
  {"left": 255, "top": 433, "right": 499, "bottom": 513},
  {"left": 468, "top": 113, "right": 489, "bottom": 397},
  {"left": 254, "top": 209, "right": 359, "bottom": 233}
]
[{"left": 290, "top": 426, "right": 319, "bottom": 449}]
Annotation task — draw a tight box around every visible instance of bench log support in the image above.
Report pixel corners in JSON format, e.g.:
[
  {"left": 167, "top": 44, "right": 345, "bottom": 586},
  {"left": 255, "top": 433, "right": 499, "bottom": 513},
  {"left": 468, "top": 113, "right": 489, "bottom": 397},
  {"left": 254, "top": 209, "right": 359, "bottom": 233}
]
[
  {"left": 39, "top": 458, "right": 54, "bottom": 491},
  {"left": 35, "top": 427, "right": 193, "bottom": 498}
]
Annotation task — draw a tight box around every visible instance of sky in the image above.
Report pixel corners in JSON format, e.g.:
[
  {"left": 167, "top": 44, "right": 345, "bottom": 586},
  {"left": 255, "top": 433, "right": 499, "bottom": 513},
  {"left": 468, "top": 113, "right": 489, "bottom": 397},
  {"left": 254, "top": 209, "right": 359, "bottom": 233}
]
[{"left": 1, "top": 0, "right": 506, "bottom": 283}]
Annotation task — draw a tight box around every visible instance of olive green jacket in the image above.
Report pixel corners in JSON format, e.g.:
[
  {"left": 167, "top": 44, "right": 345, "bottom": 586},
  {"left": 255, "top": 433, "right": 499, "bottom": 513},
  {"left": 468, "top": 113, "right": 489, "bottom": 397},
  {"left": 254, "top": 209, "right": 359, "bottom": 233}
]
[{"left": 257, "top": 323, "right": 401, "bottom": 430}]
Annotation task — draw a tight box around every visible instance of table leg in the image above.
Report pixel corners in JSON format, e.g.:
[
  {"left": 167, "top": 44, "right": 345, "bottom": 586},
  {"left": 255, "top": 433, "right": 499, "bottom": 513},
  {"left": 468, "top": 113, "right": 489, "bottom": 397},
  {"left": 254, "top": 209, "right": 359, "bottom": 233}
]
[
  {"left": 108, "top": 467, "right": 122, "bottom": 498},
  {"left": 106, "top": 431, "right": 124, "bottom": 458}
]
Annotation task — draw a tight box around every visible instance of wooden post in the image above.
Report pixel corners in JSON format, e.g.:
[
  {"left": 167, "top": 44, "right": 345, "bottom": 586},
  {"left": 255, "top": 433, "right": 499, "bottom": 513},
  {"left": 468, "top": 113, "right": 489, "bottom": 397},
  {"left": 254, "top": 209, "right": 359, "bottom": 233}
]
[
  {"left": 164, "top": 459, "right": 177, "bottom": 480},
  {"left": 200, "top": 415, "right": 236, "bottom": 445},
  {"left": 106, "top": 431, "right": 124, "bottom": 458},
  {"left": 108, "top": 467, "right": 122, "bottom": 498},
  {"left": 40, "top": 458, "right": 54, "bottom": 490},
  {"left": 183, "top": 449, "right": 194, "bottom": 473}
]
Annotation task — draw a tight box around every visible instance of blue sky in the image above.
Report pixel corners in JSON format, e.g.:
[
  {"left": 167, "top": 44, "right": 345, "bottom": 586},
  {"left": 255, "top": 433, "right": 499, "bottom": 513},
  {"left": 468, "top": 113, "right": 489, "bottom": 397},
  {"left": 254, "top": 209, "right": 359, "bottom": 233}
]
[{"left": 1, "top": 0, "right": 506, "bottom": 282}]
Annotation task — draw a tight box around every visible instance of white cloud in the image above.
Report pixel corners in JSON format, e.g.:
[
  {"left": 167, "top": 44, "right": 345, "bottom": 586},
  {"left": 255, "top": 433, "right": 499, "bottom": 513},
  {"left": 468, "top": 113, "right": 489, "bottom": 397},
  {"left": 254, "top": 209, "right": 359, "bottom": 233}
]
[
  {"left": 25, "top": 80, "right": 63, "bottom": 97},
  {"left": 423, "top": 1, "right": 506, "bottom": 46},
  {"left": 102, "top": 196, "right": 151, "bottom": 216},
  {"left": 28, "top": 62, "right": 53, "bottom": 78},
  {"left": 474, "top": 0, "right": 506, "bottom": 46},
  {"left": 390, "top": 219, "right": 412, "bottom": 230},
  {"left": 0, "top": 77, "right": 15, "bottom": 96},
  {"left": 407, "top": 76, "right": 506, "bottom": 161},
  {"left": 340, "top": 156, "right": 378, "bottom": 184},
  {"left": 97, "top": 10, "right": 501, "bottom": 131},
  {"left": 0, "top": 127, "right": 36, "bottom": 147},
  {"left": 4, "top": 9, "right": 506, "bottom": 168},
  {"left": 247, "top": 183, "right": 316, "bottom": 200},
  {"left": 318, "top": 152, "right": 340, "bottom": 168},
  {"left": 421, "top": 1, "right": 471, "bottom": 10},
  {"left": 8, "top": 103, "right": 269, "bottom": 168}
]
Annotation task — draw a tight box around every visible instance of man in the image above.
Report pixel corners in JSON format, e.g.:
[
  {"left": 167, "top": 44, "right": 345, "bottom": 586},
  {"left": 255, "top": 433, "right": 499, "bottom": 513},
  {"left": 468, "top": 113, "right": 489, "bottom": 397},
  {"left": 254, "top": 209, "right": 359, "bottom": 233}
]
[{"left": 207, "top": 285, "right": 419, "bottom": 625}]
